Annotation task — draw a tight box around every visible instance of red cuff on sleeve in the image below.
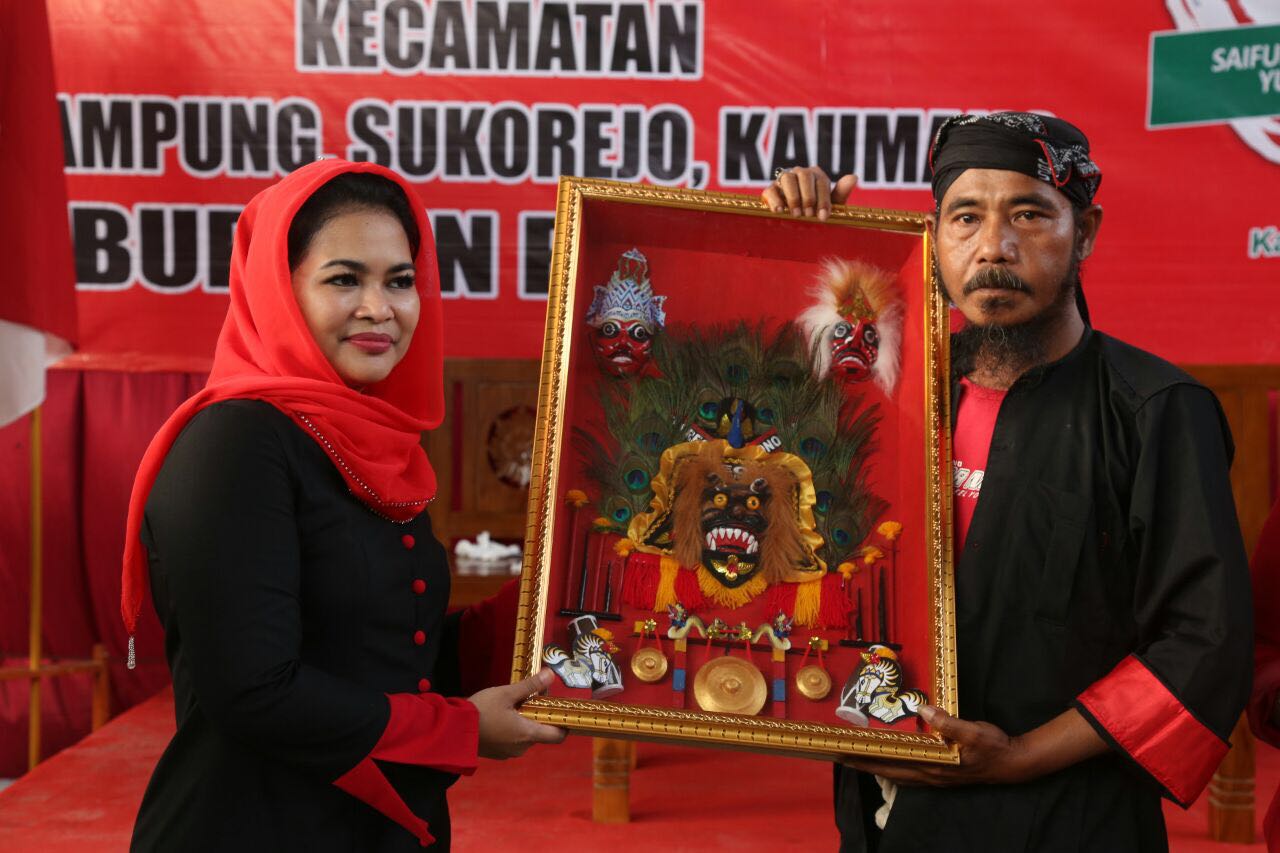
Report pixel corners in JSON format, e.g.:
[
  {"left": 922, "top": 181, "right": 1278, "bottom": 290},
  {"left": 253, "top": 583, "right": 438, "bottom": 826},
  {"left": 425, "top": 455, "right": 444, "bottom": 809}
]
[
  {"left": 334, "top": 758, "right": 436, "bottom": 847},
  {"left": 372, "top": 693, "right": 480, "bottom": 772},
  {"left": 333, "top": 694, "right": 480, "bottom": 847},
  {"left": 1077, "top": 654, "right": 1228, "bottom": 806}
]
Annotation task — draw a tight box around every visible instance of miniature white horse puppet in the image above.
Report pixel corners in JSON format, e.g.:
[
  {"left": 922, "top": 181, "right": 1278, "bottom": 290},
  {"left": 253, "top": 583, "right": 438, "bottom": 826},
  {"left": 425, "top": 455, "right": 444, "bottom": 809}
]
[
  {"left": 543, "top": 632, "right": 624, "bottom": 697},
  {"left": 836, "top": 644, "right": 927, "bottom": 726}
]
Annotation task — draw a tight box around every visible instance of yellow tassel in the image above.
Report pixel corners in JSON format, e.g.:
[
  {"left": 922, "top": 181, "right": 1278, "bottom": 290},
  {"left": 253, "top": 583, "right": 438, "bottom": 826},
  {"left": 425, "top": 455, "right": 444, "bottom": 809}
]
[
  {"left": 793, "top": 577, "right": 824, "bottom": 626},
  {"left": 654, "top": 556, "right": 681, "bottom": 610},
  {"left": 695, "top": 566, "right": 767, "bottom": 609}
]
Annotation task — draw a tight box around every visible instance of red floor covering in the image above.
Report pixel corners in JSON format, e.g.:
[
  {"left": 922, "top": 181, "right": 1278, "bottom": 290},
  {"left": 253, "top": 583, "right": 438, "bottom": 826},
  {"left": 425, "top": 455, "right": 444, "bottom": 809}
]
[{"left": 0, "top": 688, "right": 1272, "bottom": 851}]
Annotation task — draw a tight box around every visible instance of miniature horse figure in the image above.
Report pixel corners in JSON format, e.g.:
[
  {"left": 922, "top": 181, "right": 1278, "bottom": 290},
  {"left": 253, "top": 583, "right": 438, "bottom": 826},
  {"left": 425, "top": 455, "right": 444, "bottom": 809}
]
[{"left": 836, "top": 644, "right": 927, "bottom": 725}]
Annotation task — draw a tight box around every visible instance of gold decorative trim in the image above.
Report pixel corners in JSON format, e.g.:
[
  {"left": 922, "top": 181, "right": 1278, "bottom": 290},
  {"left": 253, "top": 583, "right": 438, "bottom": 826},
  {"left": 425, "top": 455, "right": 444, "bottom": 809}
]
[
  {"left": 512, "top": 176, "right": 958, "bottom": 764},
  {"left": 543, "top": 177, "right": 927, "bottom": 234},
  {"left": 521, "top": 696, "right": 954, "bottom": 761},
  {"left": 922, "top": 227, "right": 960, "bottom": 725}
]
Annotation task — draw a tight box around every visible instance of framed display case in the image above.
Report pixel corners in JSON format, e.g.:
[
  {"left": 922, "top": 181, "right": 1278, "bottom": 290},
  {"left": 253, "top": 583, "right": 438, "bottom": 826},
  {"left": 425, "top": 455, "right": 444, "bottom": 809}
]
[{"left": 512, "top": 177, "right": 957, "bottom": 763}]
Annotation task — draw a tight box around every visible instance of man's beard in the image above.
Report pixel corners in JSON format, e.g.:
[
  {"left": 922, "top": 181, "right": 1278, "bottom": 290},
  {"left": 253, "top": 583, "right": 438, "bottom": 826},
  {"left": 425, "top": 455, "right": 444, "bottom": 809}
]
[{"left": 945, "top": 258, "right": 1080, "bottom": 378}]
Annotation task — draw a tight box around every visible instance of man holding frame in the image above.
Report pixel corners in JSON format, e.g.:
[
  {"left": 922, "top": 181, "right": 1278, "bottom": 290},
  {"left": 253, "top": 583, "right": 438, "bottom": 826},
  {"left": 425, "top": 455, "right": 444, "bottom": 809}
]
[{"left": 765, "top": 113, "right": 1252, "bottom": 851}]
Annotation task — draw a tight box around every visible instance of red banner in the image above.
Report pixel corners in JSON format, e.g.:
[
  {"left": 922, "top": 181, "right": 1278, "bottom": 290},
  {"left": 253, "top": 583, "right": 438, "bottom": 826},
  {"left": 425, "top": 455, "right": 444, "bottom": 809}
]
[{"left": 48, "top": 0, "right": 1280, "bottom": 369}]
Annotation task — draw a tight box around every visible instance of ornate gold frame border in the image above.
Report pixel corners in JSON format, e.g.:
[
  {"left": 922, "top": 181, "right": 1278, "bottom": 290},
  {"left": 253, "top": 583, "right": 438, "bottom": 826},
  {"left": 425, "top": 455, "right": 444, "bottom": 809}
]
[{"left": 512, "top": 177, "right": 958, "bottom": 763}]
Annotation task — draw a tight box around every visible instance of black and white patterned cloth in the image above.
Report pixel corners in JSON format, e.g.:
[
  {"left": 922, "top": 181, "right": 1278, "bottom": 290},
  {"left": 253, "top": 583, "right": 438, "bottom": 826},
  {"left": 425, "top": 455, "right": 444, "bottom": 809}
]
[{"left": 928, "top": 111, "right": 1102, "bottom": 209}]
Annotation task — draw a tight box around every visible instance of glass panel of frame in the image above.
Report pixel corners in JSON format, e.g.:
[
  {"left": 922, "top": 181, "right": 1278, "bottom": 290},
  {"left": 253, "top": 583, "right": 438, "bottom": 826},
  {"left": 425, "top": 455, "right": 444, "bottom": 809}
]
[{"left": 512, "top": 177, "right": 957, "bottom": 763}]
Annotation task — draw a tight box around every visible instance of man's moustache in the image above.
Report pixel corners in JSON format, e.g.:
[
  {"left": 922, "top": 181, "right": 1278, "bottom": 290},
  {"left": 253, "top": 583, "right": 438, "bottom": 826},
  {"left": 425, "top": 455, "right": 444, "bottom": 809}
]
[{"left": 963, "top": 268, "right": 1031, "bottom": 295}]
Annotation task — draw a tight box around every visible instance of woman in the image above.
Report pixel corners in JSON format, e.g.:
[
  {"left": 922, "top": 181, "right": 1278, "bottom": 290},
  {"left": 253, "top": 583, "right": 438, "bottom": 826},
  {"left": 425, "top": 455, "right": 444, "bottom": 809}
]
[{"left": 120, "top": 158, "right": 564, "bottom": 851}]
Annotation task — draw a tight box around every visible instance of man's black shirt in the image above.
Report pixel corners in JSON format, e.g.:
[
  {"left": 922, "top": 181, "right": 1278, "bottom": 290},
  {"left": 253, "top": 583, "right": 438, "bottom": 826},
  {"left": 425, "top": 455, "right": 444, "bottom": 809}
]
[{"left": 837, "top": 328, "right": 1252, "bottom": 852}]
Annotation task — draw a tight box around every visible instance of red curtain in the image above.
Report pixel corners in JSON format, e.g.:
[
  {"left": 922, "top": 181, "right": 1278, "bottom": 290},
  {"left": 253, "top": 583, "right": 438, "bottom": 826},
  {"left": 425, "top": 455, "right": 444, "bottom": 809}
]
[
  {"left": 2, "top": 369, "right": 1275, "bottom": 780},
  {"left": 0, "top": 368, "right": 204, "bottom": 777}
]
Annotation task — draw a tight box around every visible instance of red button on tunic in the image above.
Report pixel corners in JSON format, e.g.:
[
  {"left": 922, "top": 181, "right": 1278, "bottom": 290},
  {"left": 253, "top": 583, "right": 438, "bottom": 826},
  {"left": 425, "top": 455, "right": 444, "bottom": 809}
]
[
  {"left": 412, "top": 579, "right": 426, "bottom": 594},
  {"left": 401, "top": 534, "right": 415, "bottom": 549},
  {"left": 417, "top": 678, "right": 431, "bottom": 693},
  {"left": 413, "top": 630, "right": 425, "bottom": 646}
]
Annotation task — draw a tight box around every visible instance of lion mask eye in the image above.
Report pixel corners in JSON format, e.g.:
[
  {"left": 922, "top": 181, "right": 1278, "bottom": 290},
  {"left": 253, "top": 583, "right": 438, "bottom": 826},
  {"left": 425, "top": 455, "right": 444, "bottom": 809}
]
[
  {"left": 745, "top": 495, "right": 761, "bottom": 510},
  {"left": 712, "top": 492, "right": 729, "bottom": 508}
]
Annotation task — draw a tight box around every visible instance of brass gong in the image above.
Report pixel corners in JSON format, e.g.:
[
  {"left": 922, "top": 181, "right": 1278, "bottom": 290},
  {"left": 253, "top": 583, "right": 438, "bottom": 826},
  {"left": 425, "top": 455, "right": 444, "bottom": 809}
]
[
  {"left": 795, "top": 664, "right": 832, "bottom": 700},
  {"left": 693, "top": 656, "right": 767, "bottom": 715},
  {"left": 631, "top": 647, "right": 669, "bottom": 683}
]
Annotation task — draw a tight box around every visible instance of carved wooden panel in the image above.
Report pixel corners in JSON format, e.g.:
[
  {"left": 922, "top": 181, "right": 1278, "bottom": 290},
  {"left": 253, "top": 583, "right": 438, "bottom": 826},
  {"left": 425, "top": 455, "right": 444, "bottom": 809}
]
[
  {"left": 1183, "top": 364, "right": 1280, "bottom": 553},
  {"left": 424, "top": 358, "right": 541, "bottom": 551}
]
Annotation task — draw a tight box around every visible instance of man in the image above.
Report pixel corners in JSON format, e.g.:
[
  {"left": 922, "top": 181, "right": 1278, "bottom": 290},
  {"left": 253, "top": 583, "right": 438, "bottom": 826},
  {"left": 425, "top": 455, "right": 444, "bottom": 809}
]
[{"left": 763, "top": 113, "right": 1252, "bottom": 851}]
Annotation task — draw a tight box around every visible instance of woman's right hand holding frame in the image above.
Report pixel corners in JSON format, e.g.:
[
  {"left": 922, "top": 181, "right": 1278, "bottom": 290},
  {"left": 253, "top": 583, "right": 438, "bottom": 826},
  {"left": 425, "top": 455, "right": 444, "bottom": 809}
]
[{"left": 469, "top": 669, "right": 567, "bottom": 759}]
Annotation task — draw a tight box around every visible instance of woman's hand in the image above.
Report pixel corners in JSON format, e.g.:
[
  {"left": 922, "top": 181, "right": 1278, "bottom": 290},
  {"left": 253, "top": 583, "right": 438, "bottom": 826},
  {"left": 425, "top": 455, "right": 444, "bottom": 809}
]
[
  {"left": 843, "top": 705, "right": 1107, "bottom": 787},
  {"left": 761, "top": 166, "right": 858, "bottom": 219},
  {"left": 469, "top": 669, "right": 567, "bottom": 760}
]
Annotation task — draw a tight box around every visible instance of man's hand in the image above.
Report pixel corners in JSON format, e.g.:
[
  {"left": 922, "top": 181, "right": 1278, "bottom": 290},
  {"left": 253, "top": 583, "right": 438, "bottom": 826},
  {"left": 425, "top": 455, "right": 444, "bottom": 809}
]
[
  {"left": 845, "top": 705, "right": 1033, "bottom": 786},
  {"left": 844, "top": 705, "right": 1108, "bottom": 787},
  {"left": 761, "top": 166, "right": 857, "bottom": 220},
  {"left": 469, "top": 668, "right": 567, "bottom": 760}
]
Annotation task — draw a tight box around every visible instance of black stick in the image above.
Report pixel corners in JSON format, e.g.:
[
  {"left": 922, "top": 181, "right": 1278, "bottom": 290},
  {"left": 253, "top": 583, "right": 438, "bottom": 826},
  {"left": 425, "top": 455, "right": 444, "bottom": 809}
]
[
  {"left": 878, "top": 566, "right": 889, "bottom": 643},
  {"left": 601, "top": 556, "right": 616, "bottom": 613},
  {"left": 889, "top": 541, "right": 898, "bottom": 644},
  {"left": 855, "top": 588, "right": 864, "bottom": 640},
  {"left": 575, "top": 536, "right": 590, "bottom": 611}
]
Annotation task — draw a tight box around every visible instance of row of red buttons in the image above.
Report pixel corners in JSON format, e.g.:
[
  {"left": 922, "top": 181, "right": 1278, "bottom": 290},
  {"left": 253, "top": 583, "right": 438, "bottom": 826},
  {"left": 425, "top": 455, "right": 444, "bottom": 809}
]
[
  {"left": 406, "top": 534, "right": 427, "bottom": 603},
  {"left": 404, "top": 533, "right": 432, "bottom": 694}
]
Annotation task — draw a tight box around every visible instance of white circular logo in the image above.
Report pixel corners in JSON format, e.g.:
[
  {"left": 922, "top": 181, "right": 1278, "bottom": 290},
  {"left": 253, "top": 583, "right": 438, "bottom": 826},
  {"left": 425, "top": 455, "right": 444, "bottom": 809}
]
[{"left": 1167, "top": 0, "right": 1280, "bottom": 163}]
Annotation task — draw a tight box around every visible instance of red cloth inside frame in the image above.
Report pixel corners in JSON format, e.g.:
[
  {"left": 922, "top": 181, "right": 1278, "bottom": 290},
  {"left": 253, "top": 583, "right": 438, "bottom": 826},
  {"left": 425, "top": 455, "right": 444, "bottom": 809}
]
[{"left": 537, "top": 200, "right": 937, "bottom": 729}]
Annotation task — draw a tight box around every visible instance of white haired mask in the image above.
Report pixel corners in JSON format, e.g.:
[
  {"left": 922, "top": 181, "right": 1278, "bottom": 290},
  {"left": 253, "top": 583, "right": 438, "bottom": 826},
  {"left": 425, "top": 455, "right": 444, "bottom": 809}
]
[{"left": 797, "top": 259, "right": 903, "bottom": 396}]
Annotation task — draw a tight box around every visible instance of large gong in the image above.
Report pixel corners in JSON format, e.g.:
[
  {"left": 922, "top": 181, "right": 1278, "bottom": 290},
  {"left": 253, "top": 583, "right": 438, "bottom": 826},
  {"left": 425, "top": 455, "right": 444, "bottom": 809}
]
[{"left": 693, "top": 656, "right": 767, "bottom": 715}]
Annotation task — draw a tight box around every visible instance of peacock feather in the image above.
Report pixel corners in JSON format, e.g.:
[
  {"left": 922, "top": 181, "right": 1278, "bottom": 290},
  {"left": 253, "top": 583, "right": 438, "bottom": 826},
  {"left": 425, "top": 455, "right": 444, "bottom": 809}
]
[{"left": 579, "top": 320, "right": 885, "bottom": 565}]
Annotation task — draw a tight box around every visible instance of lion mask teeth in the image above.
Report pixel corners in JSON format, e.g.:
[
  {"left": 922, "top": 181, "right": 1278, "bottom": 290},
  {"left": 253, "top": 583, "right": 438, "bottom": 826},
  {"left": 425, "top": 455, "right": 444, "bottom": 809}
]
[{"left": 705, "top": 526, "right": 759, "bottom": 554}]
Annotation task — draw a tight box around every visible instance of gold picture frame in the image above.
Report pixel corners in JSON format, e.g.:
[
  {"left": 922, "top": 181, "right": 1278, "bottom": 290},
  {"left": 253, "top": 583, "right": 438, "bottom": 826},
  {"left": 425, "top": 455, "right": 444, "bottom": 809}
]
[{"left": 512, "top": 176, "right": 957, "bottom": 763}]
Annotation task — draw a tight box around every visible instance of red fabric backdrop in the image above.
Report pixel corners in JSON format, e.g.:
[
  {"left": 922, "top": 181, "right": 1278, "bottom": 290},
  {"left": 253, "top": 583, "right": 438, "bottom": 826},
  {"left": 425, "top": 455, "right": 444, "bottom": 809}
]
[
  {"left": 45, "top": 0, "right": 1280, "bottom": 367},
  {"left": 3, "top": 0, "right": 1279, "bottom": 776},
  {"left": 0, "top": 371, "right": 197, "bottom": 773},
  {"left": 0, "top": 0, "right": 75, "bottom": 343}
]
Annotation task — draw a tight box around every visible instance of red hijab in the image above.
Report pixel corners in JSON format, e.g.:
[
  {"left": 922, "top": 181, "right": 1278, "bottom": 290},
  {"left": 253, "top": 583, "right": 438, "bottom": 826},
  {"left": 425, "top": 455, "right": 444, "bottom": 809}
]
[{"left": 120, "top": 159, "right": 444, "bottom": 653}]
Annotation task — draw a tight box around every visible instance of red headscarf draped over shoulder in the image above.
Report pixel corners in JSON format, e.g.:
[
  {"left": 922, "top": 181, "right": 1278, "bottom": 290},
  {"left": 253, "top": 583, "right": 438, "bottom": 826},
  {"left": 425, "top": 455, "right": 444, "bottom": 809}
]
[{"left": 120, "top": 158, "right": 444, "bottom": 655}]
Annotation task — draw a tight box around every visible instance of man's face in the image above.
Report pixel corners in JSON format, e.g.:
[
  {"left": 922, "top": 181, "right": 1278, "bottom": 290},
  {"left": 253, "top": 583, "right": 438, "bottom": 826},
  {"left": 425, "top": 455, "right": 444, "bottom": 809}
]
[{"left": 927, "top": 169, "right": 1098, "bottom": 328}]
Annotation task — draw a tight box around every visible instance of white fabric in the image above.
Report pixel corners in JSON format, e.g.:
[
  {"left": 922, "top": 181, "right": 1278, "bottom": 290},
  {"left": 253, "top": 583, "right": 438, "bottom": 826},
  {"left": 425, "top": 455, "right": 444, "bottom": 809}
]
[
  {"left": 0, "top": 318, "right": 71, "bottom": 427},
  {"left": 873, "top": 775, "right": 898, "bottom": 829}
]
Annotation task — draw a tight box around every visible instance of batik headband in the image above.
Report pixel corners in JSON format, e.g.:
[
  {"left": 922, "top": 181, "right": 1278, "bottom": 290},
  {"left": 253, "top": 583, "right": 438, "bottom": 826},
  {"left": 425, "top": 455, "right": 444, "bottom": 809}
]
[{"left": 928, "top": 112, "right": 1102, "bottom": 209}]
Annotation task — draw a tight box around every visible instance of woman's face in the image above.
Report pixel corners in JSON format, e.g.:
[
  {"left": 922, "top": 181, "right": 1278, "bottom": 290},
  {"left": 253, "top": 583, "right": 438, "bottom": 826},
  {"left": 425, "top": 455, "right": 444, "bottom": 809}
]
[{"left": 290, "top": 207, "right": 420, "bottom": 389}]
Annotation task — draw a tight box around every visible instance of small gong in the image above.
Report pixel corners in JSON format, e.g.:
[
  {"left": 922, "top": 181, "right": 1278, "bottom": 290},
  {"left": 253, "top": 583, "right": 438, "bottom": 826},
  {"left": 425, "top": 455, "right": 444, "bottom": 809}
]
[
  {"left": 693, "top": 656, "right": 767, "bottom": 715},
  {"left": 795, "top": 664, "right": 832, "bottom": 700},
  {"left": 630, "top": 647, "right": 669, "bottom": 683}
]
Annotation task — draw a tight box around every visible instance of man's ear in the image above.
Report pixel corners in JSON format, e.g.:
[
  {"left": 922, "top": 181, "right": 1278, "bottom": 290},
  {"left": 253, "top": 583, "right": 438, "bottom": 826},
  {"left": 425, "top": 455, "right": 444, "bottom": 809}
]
[
  {"left": 925, "top": 211, "right": 938, "bottom": 242},
  {"left": 1075, "top": 204, "right": 1103, "bottom": 260}
]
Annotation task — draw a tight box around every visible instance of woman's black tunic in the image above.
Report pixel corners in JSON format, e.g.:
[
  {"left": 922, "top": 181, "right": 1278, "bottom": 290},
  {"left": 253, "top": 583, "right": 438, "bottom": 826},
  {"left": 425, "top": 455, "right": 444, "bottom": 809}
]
[{"left": 131, "top": 400, "right": 469, "bottom": 852}]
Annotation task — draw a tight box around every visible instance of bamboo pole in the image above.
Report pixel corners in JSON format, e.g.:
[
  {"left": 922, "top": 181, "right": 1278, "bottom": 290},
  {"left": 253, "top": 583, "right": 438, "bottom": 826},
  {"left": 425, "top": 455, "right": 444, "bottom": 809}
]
[
  {"left": 0, "top": 660, "right": 102, "bottom": 681},
  {"left": 91, "top": 643, "right": 110, "bottom": 730},
  {"left": 28, "top": 405, "right": 44, "bottom": 771},
  {"left": 1208, "top": 715, "right": 1255, "bottom": 843}
]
